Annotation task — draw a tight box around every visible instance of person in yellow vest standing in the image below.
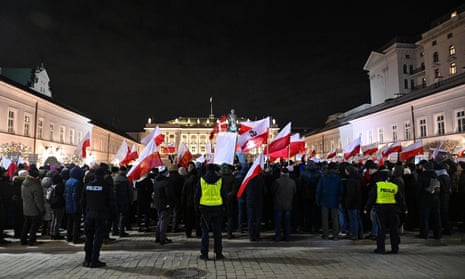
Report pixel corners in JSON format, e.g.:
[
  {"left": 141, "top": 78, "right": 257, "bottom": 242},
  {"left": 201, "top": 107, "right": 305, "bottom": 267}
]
[
  {"left": 194, "top": 163, "right": 227, "bottom": 260},
  {"left": 364, "top": 169, "right": 407, "bottom": 254}
]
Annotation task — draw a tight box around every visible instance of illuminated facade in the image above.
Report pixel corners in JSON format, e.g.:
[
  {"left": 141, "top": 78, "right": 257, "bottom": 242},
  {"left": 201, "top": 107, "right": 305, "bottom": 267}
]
[
  {"left": 305, "top": 6, "right": 465, "bottom": 161},
  {"left": 0, "top": 72, "right": 140, "bottom": 167},
  {"left": 139, "top": 115, "right": 280, "bottom": 160}
]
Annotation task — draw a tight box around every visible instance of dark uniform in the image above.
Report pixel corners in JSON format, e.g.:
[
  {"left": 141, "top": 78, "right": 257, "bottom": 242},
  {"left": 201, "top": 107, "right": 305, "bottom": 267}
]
[
  {"left": 194, "top": 163, "right": 227, "bottom": 260},
  {"left": 80, "top": 167, "right": 116, "bottom": 268},
  {"left": 365, "top": 179, "right": 406, "bottom": 254}
]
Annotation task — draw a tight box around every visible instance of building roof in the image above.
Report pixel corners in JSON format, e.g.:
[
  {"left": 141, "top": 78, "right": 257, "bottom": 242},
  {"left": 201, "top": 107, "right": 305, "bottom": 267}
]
[
  {"left": 0, "top": 73, "right": 137, "bottom": 142},
  {"left": 305, "top": 71, "right": 465, "bottom": 137}
]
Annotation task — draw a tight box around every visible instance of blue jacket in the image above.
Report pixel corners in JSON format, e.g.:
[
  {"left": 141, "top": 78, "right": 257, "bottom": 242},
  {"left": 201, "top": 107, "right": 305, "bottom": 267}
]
[
  {"left": 64, "top": 166, "right": 84, "bottom": 214},
  {"left": 316, "top": 170, "right": 343, "bottom": 209}
]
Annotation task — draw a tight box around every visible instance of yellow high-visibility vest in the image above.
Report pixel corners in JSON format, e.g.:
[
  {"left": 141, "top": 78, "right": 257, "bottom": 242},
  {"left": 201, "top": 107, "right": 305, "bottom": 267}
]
[
  {"left": 199, "top": 177, "right": 223, "bottom": 206},
  {"left": 375, "top": 181, "right": 397, "bottom": 204}
]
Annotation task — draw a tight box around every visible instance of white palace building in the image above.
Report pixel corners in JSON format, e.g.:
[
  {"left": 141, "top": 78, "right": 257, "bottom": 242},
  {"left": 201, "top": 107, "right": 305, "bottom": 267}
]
[
  {"left": 304, "top": 5, "right": 465, "bottom": 162},
  {"left": 1, "top": 4, "right": 465, "bottom": 168}
]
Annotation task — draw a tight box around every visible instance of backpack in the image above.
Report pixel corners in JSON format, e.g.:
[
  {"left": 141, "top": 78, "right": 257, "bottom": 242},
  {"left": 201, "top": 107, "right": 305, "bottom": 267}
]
[
  {"left": 46, "top": 184, "right": 58, "bottom": 205},
  {"left": 425, "top": 177, "right": 440, "bottom": 194}
]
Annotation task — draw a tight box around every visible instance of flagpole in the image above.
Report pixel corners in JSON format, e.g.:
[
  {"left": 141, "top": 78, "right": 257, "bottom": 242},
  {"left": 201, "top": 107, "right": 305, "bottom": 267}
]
[{"left": 210, "top": 96, "right": 213, "bottom": 117}]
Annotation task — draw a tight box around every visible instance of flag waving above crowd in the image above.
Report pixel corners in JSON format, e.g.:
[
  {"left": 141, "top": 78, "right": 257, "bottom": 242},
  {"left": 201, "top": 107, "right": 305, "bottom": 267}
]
[
  {"left": 237, "top": 152, "right": 264, "bottom": 198},
  {"left": 237, "top": 116, "right": 270, "bottom": 152},
  {"left": 127, "top": 137, "right": 163, "bottom": 182},
  {"left": 267, "top": 133, "right": 305, "bottom": 162},
  {"left": 76, "top": 131, "right": 91, "bottom": 158},
  {"left": 141, "top": 125, "right": 164, "bottom": 146},
  {"left": 265, "top": 121, "right": 291, "bottom": 155},
  {"left": 343, "top": 136, "right": 361, "bottom": 160}
]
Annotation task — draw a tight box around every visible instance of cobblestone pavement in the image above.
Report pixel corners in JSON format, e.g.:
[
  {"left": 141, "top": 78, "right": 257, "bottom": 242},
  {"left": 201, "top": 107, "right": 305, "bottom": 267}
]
[{"left": 1, "top": 230, "right": 464, "bottom": 279}]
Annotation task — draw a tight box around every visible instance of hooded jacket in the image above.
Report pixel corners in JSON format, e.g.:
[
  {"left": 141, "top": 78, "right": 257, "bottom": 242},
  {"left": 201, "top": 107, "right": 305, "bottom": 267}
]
[{"left": 64, "top": 166, "right": 85, "bottom": 214}]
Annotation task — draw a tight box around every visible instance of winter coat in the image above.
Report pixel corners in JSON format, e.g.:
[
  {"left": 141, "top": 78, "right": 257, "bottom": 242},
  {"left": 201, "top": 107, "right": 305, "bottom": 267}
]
[
  {"left": 21, "top": 175, "right": 45, "bottom": 217},
  {"left": 64, "top": 166, "right": 84, "bottom": 214},
  {"left": 316, "top": 169, "right": 343, "bottom": 209},
  {"left": 272, "top": 172, "right": 296, "bottom": 211}
]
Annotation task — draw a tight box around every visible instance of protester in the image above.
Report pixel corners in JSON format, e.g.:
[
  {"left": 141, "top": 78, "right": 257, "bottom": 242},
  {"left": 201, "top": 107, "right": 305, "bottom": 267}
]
[
  {"left": 65, "top": 166, "right": 85, "bottom": 244},
  {"left": 153, "top": 165, "right": 175, "bottom": 245},
  {"left": 0, "top": 167, "right": 12, "bottom": 245},
  {"left": 113, "top": 166, "right": 133, "bottom": 237},
  {"left": 181, "top": 162, "right": 200, "bottom": 238},
  {"left": 416, "top": 160, "right": 442, "bottom": 239},
  {"left": 316, "top": 162, "right": 343, "bottom": 240},
  {"left": 20, "top": 166, "right": 45, "bottom": 246},
  {"left": 49, "top": 172, "right": 66, "bottom": 239},
  {"left": 272, "top": 166, "right": 296, "bottom": 241}
]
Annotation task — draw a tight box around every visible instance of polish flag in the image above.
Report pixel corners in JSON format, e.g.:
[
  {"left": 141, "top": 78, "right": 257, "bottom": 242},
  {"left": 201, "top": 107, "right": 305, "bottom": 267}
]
[
  {"left": 326, "top": 149, "right": 337, "bottom": 160},
  {"left": 77, "top": 131, "right": 91, "bottom": 158},
  {"left": 431, "top": 140, "right": 447, "bottom": 160},
  {"left": 141, "top": 126, "right": 164, "bottom": 146},
  {"left": 121, "top": 144, "right": 139, "bottom": 166},
  {"left": 127, "top": 139, "right": 163, "bottom": 182},
  {"left": 265, "top": 122, "right": 291, "bottom": 154},
  {"left": 343, "top": 136, "right": 361, "bottom": 160},
  {"left": 361, "top": 142, "right": 378, "bottom": 156},
  {"left": 382, "top": 141, "right": 402, "bottom": 157},
  {"left": 400, "top": 141, "right": 424, "bottom": 161},
  {"left": 212, "top": 132, "right": 237, "bottom": 166},
  {"left": 237, "top": 117, "right": 270, "bottom": 152},
  {"left": 310, "top": 149, "right": 317, "bottom": 157},
  {"left": 162, "top": 142, "right": 176, "bottom": 154},
  {"left": 268, "top": 133, "right": 305, "bottom": 162},
  {"left": 209, "top": 115, "right": 228, "bottom": 140},
  {"left": 237, "top": 152, "right": 264, "bottom": 198},
  {"left": 113, "top": 140, "right": 130, "bottom": 164},
  {"left": 176, "top": 142, "right": 193, "bottom": 168}
]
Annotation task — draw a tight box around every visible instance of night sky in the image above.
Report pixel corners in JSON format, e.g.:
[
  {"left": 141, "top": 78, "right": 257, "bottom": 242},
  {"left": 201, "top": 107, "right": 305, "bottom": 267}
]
[{"left": 1, "top": 1, "right": 463, "bottom": 132}]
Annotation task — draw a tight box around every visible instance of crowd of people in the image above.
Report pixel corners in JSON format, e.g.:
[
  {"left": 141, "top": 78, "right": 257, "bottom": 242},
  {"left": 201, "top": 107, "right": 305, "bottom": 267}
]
[{"left": 1, "top": 155, "right": 465, "bottom": 263}]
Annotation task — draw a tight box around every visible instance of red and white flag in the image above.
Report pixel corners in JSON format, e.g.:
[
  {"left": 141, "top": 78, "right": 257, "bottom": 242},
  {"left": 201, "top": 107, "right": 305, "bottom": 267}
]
[
  {"left": 162, "top": 142, "right": 176, "bottom": 154},
  {"left": 237, "top": 152, "right": 264, "bottom": 198},
  {"left": 76, "top": 131, "right": 91, "bottom": 158},
  {"left": 209, "top": 115, "right": 228, "bottom": 140},
  {"left": 141, "top": 126, "right": 164, "bottom": 146},
  {"left": 237, "top": 116, "right": 270, "bottom": 152},
  {"left": 268, "top": 133, "right": 305, "bottom": 162},
  {"left": 113, "top": 140, "right": 130, "bottom": 164},
  {"left": 343, "top": 136, "right": 361, "bottom": 160},
  {"left": 265, "top": 122, "right": 291, "bottom": 155},
  {"left": 212, "top": 132, "right": 237, "bottom": 166},
  {"left": 326, "top": 149, "right": 337, "bottom": 160},
  {"left": 176, "top": 142, "right": 193, "bottom": 168},
  {"left": 361, "top": 142, "right": 378, "bottom": 156},
  {"left": 382, "top": 141, "right": 402, "bottom": 157},
  {"left": 127, "top": 139, "right": 163, "bottom": 182},
  {"left": 121, "top": 144, "right": 139, "bottom": 166},
  {"left": 400, "top": 141, "right": 424, "bottom": 161}
]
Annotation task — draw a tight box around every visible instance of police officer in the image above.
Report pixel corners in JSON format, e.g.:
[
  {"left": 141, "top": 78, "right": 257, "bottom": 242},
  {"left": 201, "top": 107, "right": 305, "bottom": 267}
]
[
  {"left": 365, "top": 169, "right": 407, "bottom": 254},
  {"left": 80, "top": 167, "right": 116, "bottom": 268},
  {"left": 194, "top": 163, "right": 227, "bottom": 260}
]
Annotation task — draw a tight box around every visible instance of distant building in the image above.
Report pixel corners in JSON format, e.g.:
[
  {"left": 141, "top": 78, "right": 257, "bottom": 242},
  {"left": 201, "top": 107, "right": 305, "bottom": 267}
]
[
  {"left": 0, "top": 69, "right": 140, "bottom": 167},
  {"left": 136, "top": 115, "right": 280, "bottom": 161},
  {"left": 305, "top": 5, "right": 465, "bottom": 162}
]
